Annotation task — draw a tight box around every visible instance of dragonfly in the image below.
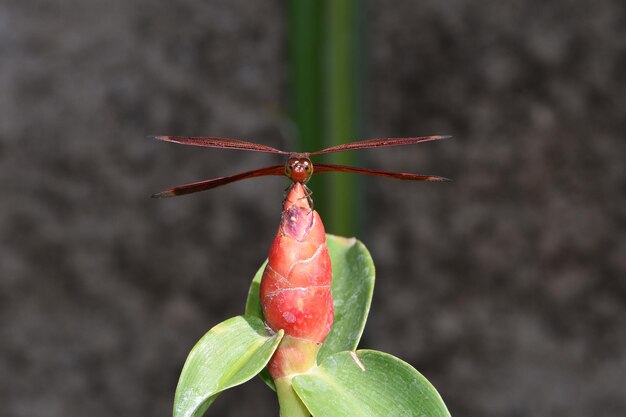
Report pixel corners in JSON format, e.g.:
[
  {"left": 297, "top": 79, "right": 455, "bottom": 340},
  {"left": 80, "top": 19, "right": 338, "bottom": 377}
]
[{"left": 151, "top": 135, "right": 450, "bottom": 198}]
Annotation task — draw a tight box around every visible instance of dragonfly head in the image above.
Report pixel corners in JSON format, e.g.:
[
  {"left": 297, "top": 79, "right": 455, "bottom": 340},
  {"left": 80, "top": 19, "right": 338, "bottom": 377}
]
[{"left": 285, "top": 154, "right": 313, "bottom": 184}]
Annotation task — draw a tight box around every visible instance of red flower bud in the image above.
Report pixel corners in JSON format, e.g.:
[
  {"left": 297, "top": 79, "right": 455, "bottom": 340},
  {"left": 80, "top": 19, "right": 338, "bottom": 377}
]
[{"left": 260, "top": 183, "right": 334, "bottom": 378}]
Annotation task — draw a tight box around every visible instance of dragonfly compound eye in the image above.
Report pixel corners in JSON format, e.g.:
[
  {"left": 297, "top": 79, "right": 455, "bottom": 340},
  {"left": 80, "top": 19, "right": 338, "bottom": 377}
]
[
  {"left": 285, "top": 157, "right": 299, "bottom": 177},
  {"left": 284, "top": 157, "right": 313, "bottom": 184},
  {"left": 295, "top": 158, "right": 313, "bottom": 183}
]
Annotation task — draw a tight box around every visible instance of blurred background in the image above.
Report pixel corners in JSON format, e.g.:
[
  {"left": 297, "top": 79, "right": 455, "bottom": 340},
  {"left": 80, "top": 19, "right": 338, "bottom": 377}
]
[{"left": 1, "top": 0, "right": 625, "bottom": 416}]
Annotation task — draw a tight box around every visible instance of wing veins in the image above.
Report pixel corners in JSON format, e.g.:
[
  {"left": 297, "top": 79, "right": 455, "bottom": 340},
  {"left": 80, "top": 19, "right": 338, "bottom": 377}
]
[
  {"left": 314, "top": 163, "right": 450, "bottom": 182},
  {"left": 309, "top": 136, "right": 450, "bottom": 155},
  {"left": 152, "top": 165, "right": 285, "bottom": 198},
  {"left": 150, "top": 135, "right": 290, "bottom": 154}
]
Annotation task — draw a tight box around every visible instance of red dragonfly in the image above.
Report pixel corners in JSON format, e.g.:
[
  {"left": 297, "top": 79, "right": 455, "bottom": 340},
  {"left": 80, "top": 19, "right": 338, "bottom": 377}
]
[{"left": 151, "top": 135, "right": 450, "bottom": 198}]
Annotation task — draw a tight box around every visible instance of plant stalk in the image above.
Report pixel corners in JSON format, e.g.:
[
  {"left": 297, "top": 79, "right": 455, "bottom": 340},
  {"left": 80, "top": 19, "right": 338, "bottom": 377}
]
[
  {"left": 289, "top": 0, "right": 363, "bottom": 236},
  {"left": 276, "top": 377, "right": 310, "bottom": 417},
  {"left": 287, "top": 0, "right": 326, "bottom": 206},
  {"left": 325, "top": 0, "right": 363, "bottom": 236}
]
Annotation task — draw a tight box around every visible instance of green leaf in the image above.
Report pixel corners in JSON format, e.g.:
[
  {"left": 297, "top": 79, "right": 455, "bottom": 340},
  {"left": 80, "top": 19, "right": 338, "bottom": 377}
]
[
  {"left": 244, "top": 235, "right": 375, "bottom": 388},
  {"left": 244, "top": 260, "right": 266, "bottom": 320},
  {"left": 292, "top": 350, "right": 451, "bottom": 417},
  {"left": 318, "top": 235, "right": 374, "bottom": 362},
  {"left": 244, "top": 260, "right": 276, "bottom": 391},
  {"left": 174, "top": 315, "right": 283, "bottom": 417}
]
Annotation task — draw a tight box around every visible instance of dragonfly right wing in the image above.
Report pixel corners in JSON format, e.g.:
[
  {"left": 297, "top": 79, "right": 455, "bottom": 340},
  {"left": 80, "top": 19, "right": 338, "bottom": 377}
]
[
  {"left": 150, "top": 136, "right": 290, "bottom": 154},
  {"left": 152, "top": 165, "right": 285, "bottom": 198}
]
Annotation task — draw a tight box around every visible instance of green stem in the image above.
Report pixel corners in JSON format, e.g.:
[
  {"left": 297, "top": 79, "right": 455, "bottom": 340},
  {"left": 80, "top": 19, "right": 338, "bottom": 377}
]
[
  {"left": 288, "top": 0, "right": 363, "bottom": 236},
  {"left": 287, "top": 0, "right": 326, "bottom": 207},
  {"left": 276, "top": 377, "right": 310, "bottom": 417},
  {"left": 325, "top": 0, "right": 363, "bottom": 236}
]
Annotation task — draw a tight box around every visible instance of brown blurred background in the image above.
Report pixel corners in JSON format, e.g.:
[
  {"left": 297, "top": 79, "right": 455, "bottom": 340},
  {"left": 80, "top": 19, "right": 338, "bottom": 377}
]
[{"left": 1, "top": 1, "right": 625, "bottom": 416}]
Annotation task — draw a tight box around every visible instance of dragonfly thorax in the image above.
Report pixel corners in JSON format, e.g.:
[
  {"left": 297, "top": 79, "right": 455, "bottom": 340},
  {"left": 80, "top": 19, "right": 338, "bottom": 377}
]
[{"left": 285, "top": 154, "right": 313, "bottom": 184}]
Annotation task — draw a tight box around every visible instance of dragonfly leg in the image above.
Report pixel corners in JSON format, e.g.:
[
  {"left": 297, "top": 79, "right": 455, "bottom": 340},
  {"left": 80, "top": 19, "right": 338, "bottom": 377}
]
[
  {"left": 281, "top": 183, "right": 313, "bottom": 212},
  {"left": 282, "top": 183, "right": 294, "bottom": 206},
  {"left": 303, "top": 184, "right": 314, "bottom": 213},
  {"left": 279, "top": 183, "right": 314, "bottom": 237}
]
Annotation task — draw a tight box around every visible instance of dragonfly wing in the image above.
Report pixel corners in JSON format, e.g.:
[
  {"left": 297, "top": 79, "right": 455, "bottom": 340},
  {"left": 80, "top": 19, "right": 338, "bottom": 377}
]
[
  {"left": 309, "top": 136, "right": 450, "bottom": 155},
  {"left": 152, "top": 165, "right": 285, "bottom": 198},
  {"left": 313, "top": 164, "right": 450, "bottom": 182},
  {"left": 150, "top": 136, "right": 290, "bottom": 154}
]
